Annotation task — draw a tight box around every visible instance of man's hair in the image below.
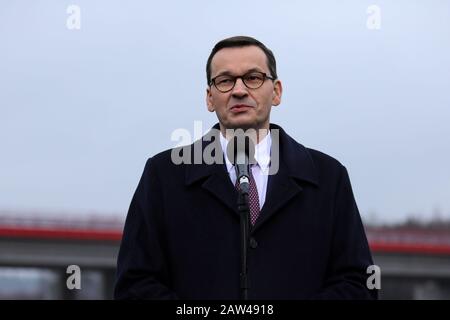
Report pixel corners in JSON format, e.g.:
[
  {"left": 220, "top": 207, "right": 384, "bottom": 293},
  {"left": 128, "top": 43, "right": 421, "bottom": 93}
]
[{"left": 206, "top": 36, "right": 278, "bottom": 85}]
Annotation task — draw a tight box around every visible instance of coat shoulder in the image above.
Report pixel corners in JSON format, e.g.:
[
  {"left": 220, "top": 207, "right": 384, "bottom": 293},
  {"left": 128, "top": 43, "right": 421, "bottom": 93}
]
[
  {"left": 305, "top": 147, "right": 344, "bottom": 170},
  {"left": 303, "top": 147, "right": 347, "bottom": 183},
  {"left": 148, "top": 148, "right": 176, "bottom": 165}
]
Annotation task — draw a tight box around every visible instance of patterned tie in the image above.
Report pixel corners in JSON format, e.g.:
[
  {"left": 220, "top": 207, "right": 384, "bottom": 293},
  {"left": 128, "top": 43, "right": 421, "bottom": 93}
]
[{"left": 235, "top": 165, "right": 260, "bottom": 225}]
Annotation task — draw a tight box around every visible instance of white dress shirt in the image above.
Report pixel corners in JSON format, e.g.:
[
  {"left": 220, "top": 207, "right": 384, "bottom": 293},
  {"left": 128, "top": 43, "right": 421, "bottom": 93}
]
[{"left": 219, "top": 131, "right": 272, "bottom": 209}]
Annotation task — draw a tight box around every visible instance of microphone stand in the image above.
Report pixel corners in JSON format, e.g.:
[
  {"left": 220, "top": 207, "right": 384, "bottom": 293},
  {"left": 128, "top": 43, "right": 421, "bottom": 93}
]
[
  {"left": 237, "top": 175, "right": 250, "bottom": 300},
  {"left": 227, "top": 133, "right": 254, "bottom": 300}
]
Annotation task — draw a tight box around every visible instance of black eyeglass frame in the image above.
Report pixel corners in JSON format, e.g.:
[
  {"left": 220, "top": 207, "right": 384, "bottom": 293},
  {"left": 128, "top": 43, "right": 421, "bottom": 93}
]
[{"left": 209, "top": 71, "right": 275, "bottom": 93}]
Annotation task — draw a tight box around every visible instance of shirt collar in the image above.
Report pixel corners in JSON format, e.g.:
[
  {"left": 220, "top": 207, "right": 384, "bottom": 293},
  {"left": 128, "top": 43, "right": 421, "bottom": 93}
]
[{"left": 219, "top": 130, "right": 272, "bottom": 174}]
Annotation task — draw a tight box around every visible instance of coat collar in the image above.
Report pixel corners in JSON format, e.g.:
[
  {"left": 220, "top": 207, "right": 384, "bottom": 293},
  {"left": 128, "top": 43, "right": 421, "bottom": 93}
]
[
  {"left": 183, "top": 123, "right": 319, "bottom": 232},
  {"left": 185, "top": 123, "right": 318, "bottom": 187}
]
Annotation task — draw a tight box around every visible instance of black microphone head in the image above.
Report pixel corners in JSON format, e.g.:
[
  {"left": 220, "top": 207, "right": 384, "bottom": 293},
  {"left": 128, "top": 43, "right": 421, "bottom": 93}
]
[{"left": 226, "top": 131, "right": 256, "bottom": 165}]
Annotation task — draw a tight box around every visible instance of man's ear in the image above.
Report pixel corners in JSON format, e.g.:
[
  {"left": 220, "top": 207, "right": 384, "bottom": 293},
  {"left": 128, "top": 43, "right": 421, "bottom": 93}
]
[
  {"left": 272, "top": 79, "right": 282, "bottom": 106},
  {"left": 206, "top": 87, "right": 215, "bottom": 112}
]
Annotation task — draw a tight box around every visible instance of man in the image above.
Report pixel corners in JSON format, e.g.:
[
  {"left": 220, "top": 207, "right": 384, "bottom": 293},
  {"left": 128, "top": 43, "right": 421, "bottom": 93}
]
[{"left": 114, "top": 36, "right": 377, "bottom": 300}]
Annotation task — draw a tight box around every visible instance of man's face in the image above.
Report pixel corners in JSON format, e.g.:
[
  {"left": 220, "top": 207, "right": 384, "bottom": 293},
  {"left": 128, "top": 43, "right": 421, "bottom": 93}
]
[{"left": 206, "top": 46, "right": 282, "bottom": 134}]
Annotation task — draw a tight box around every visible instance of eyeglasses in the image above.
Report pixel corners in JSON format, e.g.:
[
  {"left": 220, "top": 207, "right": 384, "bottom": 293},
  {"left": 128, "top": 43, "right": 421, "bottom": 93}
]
[{"left": 210, "top": 71, "right": 275, "bottom": 93}]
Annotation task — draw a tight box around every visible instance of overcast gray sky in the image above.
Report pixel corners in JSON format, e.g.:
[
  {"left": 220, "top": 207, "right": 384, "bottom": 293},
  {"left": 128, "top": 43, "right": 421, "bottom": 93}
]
[{"left": 1, "top": 0, "right": 449, "bottom": 224}]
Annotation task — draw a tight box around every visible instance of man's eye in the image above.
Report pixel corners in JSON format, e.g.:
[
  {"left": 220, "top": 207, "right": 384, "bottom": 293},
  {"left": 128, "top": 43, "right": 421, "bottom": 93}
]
[
  {"left": 246, "top": 74, "right": 263, "bottom": 81},
  {"left": 218, "top": 78, "right": 233, "bottom": 84}
]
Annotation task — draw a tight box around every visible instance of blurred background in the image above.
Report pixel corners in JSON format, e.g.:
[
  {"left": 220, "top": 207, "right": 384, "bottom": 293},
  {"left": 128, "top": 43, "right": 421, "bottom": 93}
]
[{"left": 1, "top": 0, "right": 449, "bottom": 299}]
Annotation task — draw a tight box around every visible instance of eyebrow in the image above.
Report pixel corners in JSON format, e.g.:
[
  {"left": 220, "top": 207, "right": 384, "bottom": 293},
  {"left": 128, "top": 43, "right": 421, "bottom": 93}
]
[{"left": 213, "top": 67, "right": 265, "bottom": 78}]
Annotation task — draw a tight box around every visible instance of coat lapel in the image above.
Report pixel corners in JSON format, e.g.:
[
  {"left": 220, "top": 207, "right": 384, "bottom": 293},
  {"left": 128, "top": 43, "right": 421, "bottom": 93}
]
[
  {"left": 184, "top": 123, "right": 320, "bottom": 226},
  {"left": 184, "top": 127, "right": 240, "bottom": 218},
  {"left": 251, "top": 124, "right": 319, "bottom": 233},
  {"left": 201, "top": 165, "right": 239, "bottom": 216},
  {"left": 251, "top": 160, "right": 303, "bottom": 233}
]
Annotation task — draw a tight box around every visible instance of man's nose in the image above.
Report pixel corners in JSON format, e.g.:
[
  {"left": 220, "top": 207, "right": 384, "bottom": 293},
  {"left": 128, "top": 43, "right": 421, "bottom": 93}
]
[{"left": 231, "top": 78, "right": 248, "bottom": 98}]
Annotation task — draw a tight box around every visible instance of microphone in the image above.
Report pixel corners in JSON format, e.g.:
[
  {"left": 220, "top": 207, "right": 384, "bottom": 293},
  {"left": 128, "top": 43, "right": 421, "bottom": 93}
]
[{"left": 226, "top": 132, "right": 256, "bottom": 194}]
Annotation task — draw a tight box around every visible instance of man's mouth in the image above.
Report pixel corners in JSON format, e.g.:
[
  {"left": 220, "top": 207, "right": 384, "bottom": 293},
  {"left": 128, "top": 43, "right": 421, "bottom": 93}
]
[{"left": 230, "top": 104, "right": 253, "bottom": 113}]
